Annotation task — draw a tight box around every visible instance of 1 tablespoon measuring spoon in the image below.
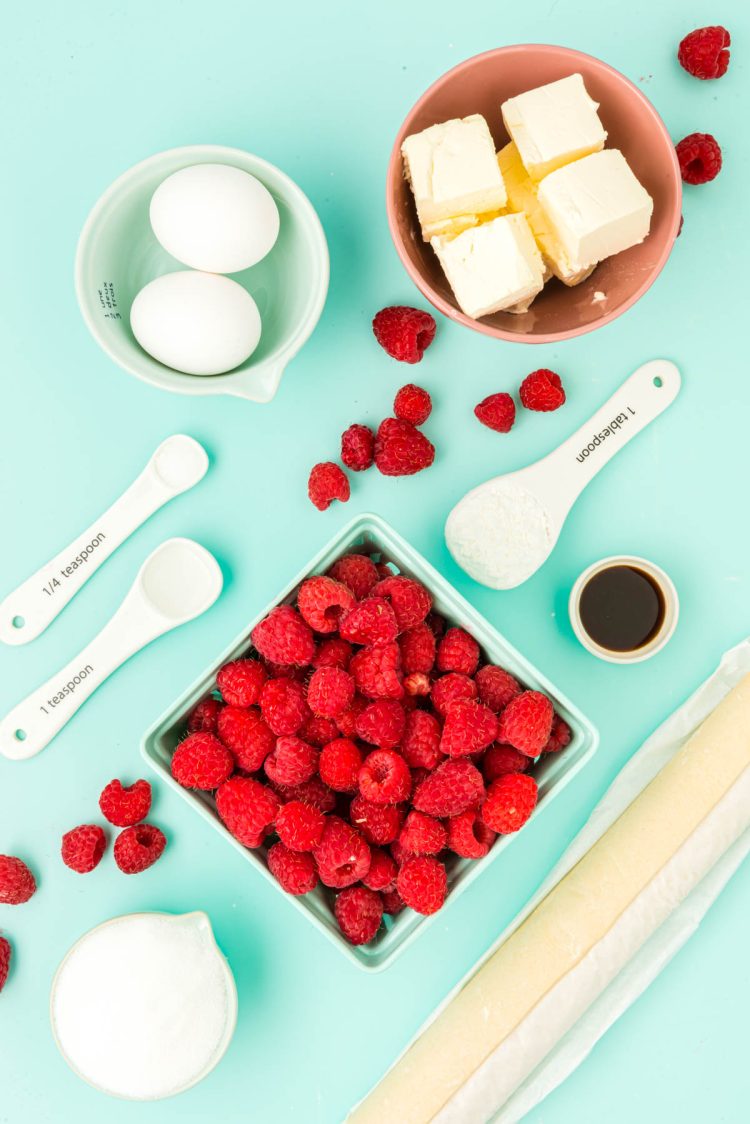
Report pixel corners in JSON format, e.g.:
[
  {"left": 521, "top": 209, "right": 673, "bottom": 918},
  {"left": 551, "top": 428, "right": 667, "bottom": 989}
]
[
  {"left": 445, "top": 360, "right": 681, "bottom": 590},
  {"left": 0, "top": 538, "right": 222, "bottom": 761},
  {"left": 0, "top": 435, "right": 208, "bottom": 646}
]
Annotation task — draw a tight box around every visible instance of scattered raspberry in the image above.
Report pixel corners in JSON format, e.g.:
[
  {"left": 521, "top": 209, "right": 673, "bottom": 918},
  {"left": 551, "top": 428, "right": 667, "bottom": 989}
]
[
  {"left": 187, "top": 696, "right": 224, "bottom": 733},
  {"left": 359, "top": 749, "right": 411, "bottom": 805},
  {"left": 431, "top": 672, "right": 478, "bottom": 717},
  {"left": 497, "top": 690, "right": 554, "bottom": 757},
  {"left": 374, "top": 417, "right": 435, "bottom": 476},
  {"left": 413, "top": 758, "right": 485, "bottom": 818},
  {"left": 217, "top": 706, "right": 275, "bottom": 771},
  {"left": 252, "top": 605, "right": 315, "bottom": 667},
  {"left": 404, "top": 672, "right": 431, "bottom": 697},
  {"left": 350, "top": 642, "right": 404, "bottom": 699},
  {"left": 436, "top": 627, "right": 480, "bottom": 676},
  {"left": 171, "top": 732, "right": 233, "bottom": 790},
  {"left": 362, "top": 847, "right": 398, "bottom": 891},
  {"left": 381, "top": 886, "right": 405, "bottom": 915},
  {"left": 273, "top": 775, "right": 337, "bottom": 814},
  {"left": 399, "top": 811, "right": 447, "bottom": 856},
  {"left": 544, "top": 715, "right": 572, "bottom": 753},
  {"left": 335, "top": 886, "right": 383, "bottom": 945},
  {"left": 447, "top": 809, "right": 496, "bottom": 859},
  {"left": 376, "top": 561, "right": 397, "bottom": 579},
  {"left": 319, "top": 738, "right": 363, "bottom": 793},
  {"left": 399, "top": 623, "right": 436, "bottom": 675},
  {"left": 356, "top": 699, "right": 406, "bottom": 748},
  {"left": 482, "top": 774, "right": 538, "bottom": 834},
  {"left": 308, "top": 461, "right": 350, "bottom": 511},
  {"left": 520, "top": 369, "right": 566, "bottom": 412},
  {"left": 314, "top": 816, "right": 371, "bottom": 888},
  {"left": 336, "top": 694, "right": 368, "bottom": 736},
  {"left": 267, "top": 842, "right": 319, "bottom": 895},
  {"left": 297, "top": 576, "right": 355, "bottom": 634},
  {"left": 216, "top": 658, "right": 267, "bottom": 707},
  {"left": 401, "top": 709, "right": 442, "bottom": 770},
  {"left": 340, "top": 597, "right": 399, "bottom": 647},
  {"left": 341, "top": 424, "right": 375, "bottom": 471},
  {"left": 483, "top": 743, "right": 529, "bottom": 782},
  {"left": 0, "top": 936, "right": 10, "bottom": 992},
  {"left": 260, "top": 677, "right": 310, "bottom": 736},
  {"left": 372, "top": 575, "right": 431, "bottom": 631},
  {"left": 307, "top": 667, "right": 355, "bottom": 719},
  {"left": 98, "top": 778, "right": 151, "bottom": 827},
  {"left": 676, "top": 132, "right": 722, "bottom": 185},
  {"left": 114, "top": 824, "right": 166, "bottom": 874},
  {"left": 312, "top": 636, "right": 353, "bottom": 670},
  {"left": 474, "top": 392, "right": 515, "bottom": 433},
  {"left": 372, "top": 305, "right": 436, "bottom": 364},
  {"left": 275, "top": 801, "right": 325, "bottom": 851},
  {"left": 394, "top": 384, "right": 432, "bottom": 425},
  {"left": 298, "top": 716, "right": 337, "bottom": 750},
  {"left": 397, "top": 856, "right": 447, "bottom": 915},
  {"left": 350, "top": 795, "right": 405, "bottom": 845},
  {"left": 440, "top": 700, "right": 498, "bottom": 757},
  {"left": 0, "top": 856, "right": 36, "bottom": 905},
  {"left": 264, "top": 736, "right": 319, "bottom": 787},
  {"left": 328, "top": 553, "right": 380, "bottom": 600},
  {"left": 61, "top": 825, "right": 107, "bottom": 874},
  {"left": 678, "top": 26, "right": 730, "bottom": 79},
  {"left": 475, "top": 665, "right": 521, "bottom": 713},
  {"left": 216, "top": 776, "right": 280, "bottom": 847}
]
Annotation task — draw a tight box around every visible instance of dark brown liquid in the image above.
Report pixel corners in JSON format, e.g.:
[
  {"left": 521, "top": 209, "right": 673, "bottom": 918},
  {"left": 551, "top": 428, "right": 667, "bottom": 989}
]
[{"left": 579, "top": 565, "right": 665, "bottom": 652}]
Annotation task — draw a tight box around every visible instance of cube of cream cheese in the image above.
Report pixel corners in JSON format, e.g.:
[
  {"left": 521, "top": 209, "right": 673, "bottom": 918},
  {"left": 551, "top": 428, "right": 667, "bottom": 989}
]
[
  {"left": 402, "top": 115, "right": 507, "bottom": 241},
  {"left": 501, "top": 74, "right": 606, "bottom": 180},
  {"left": 431, "top": 213, "right": 545, "bottom": 319},
  {"left": 537, "top": 149, "right": 654, "bottom": 268}
]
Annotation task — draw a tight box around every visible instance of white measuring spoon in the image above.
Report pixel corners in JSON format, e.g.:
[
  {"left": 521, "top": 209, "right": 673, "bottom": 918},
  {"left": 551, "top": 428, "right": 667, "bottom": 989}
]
[
  {"left": 0, "top": 538, "right": 222, "bottom": 761},
  {"left": 445, "top": 360, "right": 681, "bottom": 590},
  {"left": 0, "top": 435, "right": 209, "bottom": 646}
]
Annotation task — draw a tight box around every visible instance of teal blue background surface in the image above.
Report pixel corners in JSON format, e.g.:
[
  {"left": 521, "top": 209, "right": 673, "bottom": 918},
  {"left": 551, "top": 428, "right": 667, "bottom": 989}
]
[{"left": 1, "top": 2, "right": 748, "bottom": 1121}]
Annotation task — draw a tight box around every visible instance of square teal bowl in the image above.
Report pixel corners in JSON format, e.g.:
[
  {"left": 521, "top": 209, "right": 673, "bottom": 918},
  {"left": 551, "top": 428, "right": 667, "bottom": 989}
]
[{"left": 141, "top": 514, "right": 598, "bottom": 971}]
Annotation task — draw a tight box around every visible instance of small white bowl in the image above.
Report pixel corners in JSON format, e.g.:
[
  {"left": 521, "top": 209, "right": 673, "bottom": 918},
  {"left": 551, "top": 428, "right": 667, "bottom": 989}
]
[{"left": 569, "top": 555, "right": 678, "bottom": 664}]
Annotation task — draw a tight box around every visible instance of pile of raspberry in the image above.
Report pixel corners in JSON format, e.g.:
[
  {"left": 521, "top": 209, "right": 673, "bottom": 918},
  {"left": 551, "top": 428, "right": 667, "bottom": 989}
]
[{"left": 174, "top": 551, "right": 571, "bottom": 947}]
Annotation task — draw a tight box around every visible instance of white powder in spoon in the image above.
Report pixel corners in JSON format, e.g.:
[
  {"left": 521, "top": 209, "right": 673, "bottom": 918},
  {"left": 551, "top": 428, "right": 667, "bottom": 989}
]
[
  {"left": 445, "top": 478, "right": 554, "bottom": 589},
  {"left": 51, "top": 912, "right": 236, "bottom": 1100}
]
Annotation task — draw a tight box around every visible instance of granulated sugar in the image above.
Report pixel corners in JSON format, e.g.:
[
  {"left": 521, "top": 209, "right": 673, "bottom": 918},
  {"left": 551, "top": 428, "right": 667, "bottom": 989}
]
[{"left": 51, "top": 912, "right": 235, "bottom": 1100}]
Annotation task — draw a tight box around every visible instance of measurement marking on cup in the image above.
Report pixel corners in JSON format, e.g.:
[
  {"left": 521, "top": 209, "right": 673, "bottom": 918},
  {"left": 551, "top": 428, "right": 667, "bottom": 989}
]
[{"left": 39, "top": 664, "right": 94, "bottom": 714}]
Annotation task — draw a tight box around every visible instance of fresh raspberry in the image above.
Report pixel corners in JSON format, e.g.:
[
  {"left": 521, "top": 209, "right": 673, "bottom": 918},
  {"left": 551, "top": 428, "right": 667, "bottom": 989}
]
[
  {"left": 372, "top": 575, "right": 431, "bottom": 631},
  {"left": 372, "top": 305, "right": 436, "bottom": 364},
  {"left": 436, "top": 627, "right": 480, "bottom": 676},
  {"left": 426, "top": 611, "right": 447, "bottom": 638},
  {"left": 359, "top": 749, "right": 411, "bottom": 805},
  {"left": 171, "top": 732, "right": 234, "bottom": 790},
  {"left": 544, "top": 715, "right": 572, "bottom": 753},
  {"left": 520, "top": 369, "right": 566, "bottom": 412},
  {"left": 475, "top": 665, "right": 522, "bottom": 713},
  {"left": 381, "top": 886, "right": 405, "bottom": 915},
  {"left": 676, "top": 132, "right": 722, "bottom": 185},
  {"left": 300, "top": 714, "right": 340, "bottom": 746},
  {"left": 399, "top": 811, "right": 447, "bottom": 856},
  {"left": 431, "top": 672, "right": 478, "bottom": 717},
  {"left": 319, "top": 738, "right": 363, "bottom": 793},
  {"left": 335, "top": 694, "right": 368, "bottom": 736},
  {"left": 374, "top": 418, "right": 435, "bottom": 477},
  {"left": 314, "top": 816, "right": 371, "bottom": 888},
  {"left": 376, "top": 561, "right": 397, "bottom": 579},
  {"left": 267, "top": 842, "right": 318, "bottom": 895},
  {"left": 275, "top": 800, "right": 325, "bottom": 851},
  {"left": 0, "top": 936, "right": 10, "bottom": 992},
  {"left": 474, "top": 392, "right": 515, "bottom": 433},
  {"left": 401, "top": 710, "right": 442, "bottom": 770},
  {"left": 260, "top": 678, "right": 310, "bottom": 736},
  {"left": 217, "top": 706, "right": 275, "bottom": 771},
  {"left": 264, "top": 736, "right": 319, "bottom": 786},
  {"left": 399, "top": 623, "right": 436, "bottom": 675},
  {"left": 362, "top": 847, "right": 398, "bottom": 891},
  {"left": 350, "top": 795, "right": 404, "bottom": 845},
  {"left": 114, "top": 824, "right": 166, "bottom": 874},
  {"left": 216, "top": 658, "right": 267, "bottom": 707},
  {"left": 98, "top": 778, "right": 151, "bottom": 827},
  {"left": 483, "top": 743, "right": 529, "bottom": 782},
  {"left": 350, "top": 642, "right": 404, "bottom": 699},
  {"left": 313, "top": 637, "right": 353, "bottom": 670},
  {"left": 394, "top": 384, "right": 432, "bottom": 425},
  {"left": 328, "top": 553, "right": 380, "bottom": 600},
  {"left": 447, "top": 809, "right": 496, "bottom": 859},
  {"left": 497, "top": 690, "right": 554, "bottom": 757},
  {"left": 341, "top": 424, "right": 375, "bottom": 471},
  {"left": 308, "top": 461, "right": 350, "bottom": 510},
  {"left": 397, "top": 856, "right": 447, "bottom": 915},
  {"left": 262, "top": 661, "right": 306, "bottom": 682},
  {"left": 0, "top": 856, "right": 36, "bottom": 905},
  {"left": 297, "top": 575, "right": 355, "bottom": 634},
  {"left": 335, "top": 886, "right": 383, "bottom": 945},
  {"left": 340, "top": 597, "right": 399, "bottom": 647},
  {"left": 272, "top": 775, "right": 337, "bottom": 813},
  {"left": 307, "top": 667, "right": 355, "bottom": 719},
  {"left": 187, "top": 696, "right": 224, "bottom": 733},
  {"left": 216, "top": 776, "right": 280, "bottom": 846},
  {"left": 413, "top": 758, "right": 485, "bottom": 818},
  {"left": 404, "top": 672, "right": 431, "bottom": 696},
  {"left": 678, "top": 26, "right": 730, "bottom": 79},
  {"left": 482, "top": 774, "right": 538, "bottom": 833},
  {"left": 440, "top": 700, "right": 498, "bottom": 757},
  {"left": 356, "top": 699, "right": 406, "bottom": 748},
  {"left": 61, "top": 825, "right": 107, "bottom": 874},
  {"left": 252, "top": 605, "right": 315, "bottom": 667}
]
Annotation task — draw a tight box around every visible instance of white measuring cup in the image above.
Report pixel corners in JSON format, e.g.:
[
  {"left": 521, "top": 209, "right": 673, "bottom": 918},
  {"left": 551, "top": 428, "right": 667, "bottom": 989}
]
[
  {"left": 0, "top": 435, "right": 208, "bottom": 646},
  {"left": 0, "top": 538, "right": 222, "bottom": 761},
  {"left": 445, "top": 360, "right": 681, "bottom": 590}
]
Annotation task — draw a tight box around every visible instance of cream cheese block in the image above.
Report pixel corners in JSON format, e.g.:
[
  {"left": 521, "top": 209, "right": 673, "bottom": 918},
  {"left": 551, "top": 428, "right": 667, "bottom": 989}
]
[
  {"left": 501, "top": 74, "right": 607, "bottom": 180},
  {"left": 431, "top": 213, "right": 545, "bottom": 319},
  {"left": 401, "top": 114, "right": 508, "bottom": 241},
  {"left": 537, "top": 148, "right": 653, "bottom": 269}
]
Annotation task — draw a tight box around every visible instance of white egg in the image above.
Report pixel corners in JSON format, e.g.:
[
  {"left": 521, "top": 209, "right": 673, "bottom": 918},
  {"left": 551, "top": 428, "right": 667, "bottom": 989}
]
[
  {"left": 149, "top": 164, "right": 280, "bottom": 273},
  {"left": 130, "top": 271, "right": 261, "bottom": 376}
]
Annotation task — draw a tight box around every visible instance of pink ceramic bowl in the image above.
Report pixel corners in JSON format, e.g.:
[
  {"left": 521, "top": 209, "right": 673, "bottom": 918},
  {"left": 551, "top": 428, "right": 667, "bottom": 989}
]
[{"left": 386, "top": 45, "right": 682, "bottom": 344}]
